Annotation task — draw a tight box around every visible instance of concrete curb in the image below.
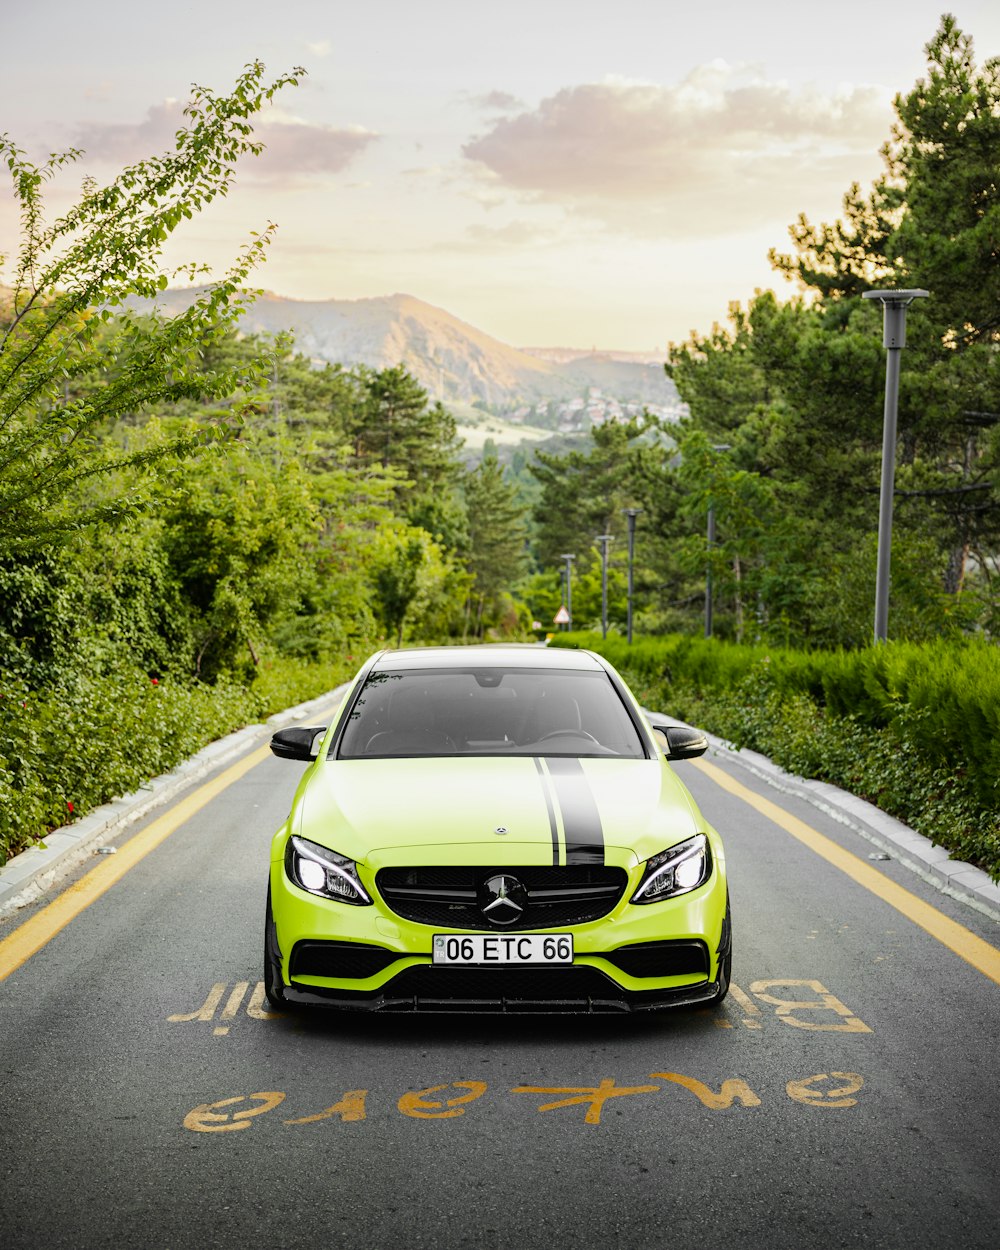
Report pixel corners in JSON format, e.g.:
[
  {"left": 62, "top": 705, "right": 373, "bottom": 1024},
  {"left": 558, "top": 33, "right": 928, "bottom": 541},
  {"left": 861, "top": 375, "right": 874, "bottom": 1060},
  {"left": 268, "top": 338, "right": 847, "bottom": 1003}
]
[
  {"left": 697, "top": 729, "right": 1000, "bottom": 926},
  {"left": 0, "top": 685, "right": 348, "bottom": 920}
]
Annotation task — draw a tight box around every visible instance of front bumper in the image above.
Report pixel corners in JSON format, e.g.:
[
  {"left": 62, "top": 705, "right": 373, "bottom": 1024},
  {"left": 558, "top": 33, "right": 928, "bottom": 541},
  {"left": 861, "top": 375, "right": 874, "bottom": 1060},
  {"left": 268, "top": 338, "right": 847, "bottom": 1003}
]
[
  {"left": 280, "top": 964, "right": 726, "bottom": 1014},
  {"left": 268, "top": 847, "right": 729, "bottom": 1015}
]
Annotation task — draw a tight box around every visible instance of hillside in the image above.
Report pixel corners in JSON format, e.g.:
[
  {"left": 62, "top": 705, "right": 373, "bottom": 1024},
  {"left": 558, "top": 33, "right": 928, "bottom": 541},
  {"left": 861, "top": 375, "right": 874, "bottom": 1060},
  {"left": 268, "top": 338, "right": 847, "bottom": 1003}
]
[{"left": 143, "top": 289, "right": 683, "bottom": 426}]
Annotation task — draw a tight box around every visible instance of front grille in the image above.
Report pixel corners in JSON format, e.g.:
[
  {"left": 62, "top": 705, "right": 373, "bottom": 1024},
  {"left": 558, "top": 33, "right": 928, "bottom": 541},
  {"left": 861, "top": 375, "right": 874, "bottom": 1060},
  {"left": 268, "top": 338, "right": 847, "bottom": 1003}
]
[
  {"left": 376, "top": 865, "right": 628, "bottom": 931},
  {"left": 604, "top": 940, "right": 709, "bottom": 979},
  {"left": 289, "top": 940, "right": 403, "bottom": 980}
]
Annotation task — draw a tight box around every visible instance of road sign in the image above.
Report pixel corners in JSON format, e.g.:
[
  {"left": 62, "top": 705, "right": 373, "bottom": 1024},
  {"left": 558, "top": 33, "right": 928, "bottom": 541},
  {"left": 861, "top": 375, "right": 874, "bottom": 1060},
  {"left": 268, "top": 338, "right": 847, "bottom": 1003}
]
[{"left": 553, "top": 606, "right": 570, "bottom": 625}]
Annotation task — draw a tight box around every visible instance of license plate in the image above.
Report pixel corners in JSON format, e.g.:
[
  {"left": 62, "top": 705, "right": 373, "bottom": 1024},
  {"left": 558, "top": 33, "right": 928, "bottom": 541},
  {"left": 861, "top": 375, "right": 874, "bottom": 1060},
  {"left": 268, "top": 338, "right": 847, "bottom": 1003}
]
[{"left": 432, "top": 933, "right": 573, "bottom": 965}]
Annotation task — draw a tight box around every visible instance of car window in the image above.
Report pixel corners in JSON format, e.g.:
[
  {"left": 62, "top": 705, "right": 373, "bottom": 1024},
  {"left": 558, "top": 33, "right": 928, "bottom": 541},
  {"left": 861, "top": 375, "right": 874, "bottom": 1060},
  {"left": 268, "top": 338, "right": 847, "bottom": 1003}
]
[{"left": 336, "top": 667, "right": 647, "bottom": 759}]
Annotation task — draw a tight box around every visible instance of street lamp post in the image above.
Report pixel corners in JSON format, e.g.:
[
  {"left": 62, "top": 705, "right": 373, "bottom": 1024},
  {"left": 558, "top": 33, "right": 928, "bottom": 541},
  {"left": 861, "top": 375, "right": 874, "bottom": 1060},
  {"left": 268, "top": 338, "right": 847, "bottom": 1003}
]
[
  {"left": 558, "top": 553, "right": 575, "bottom": 631},
  {"left": 595, "top": 535, "right": 613, "bottom": 639},
  {"left": 862, "top": 288, "right": 929, "bottom": 644},
  {"left": 624, "top": 509, "right": 642, "bottom": 644}
]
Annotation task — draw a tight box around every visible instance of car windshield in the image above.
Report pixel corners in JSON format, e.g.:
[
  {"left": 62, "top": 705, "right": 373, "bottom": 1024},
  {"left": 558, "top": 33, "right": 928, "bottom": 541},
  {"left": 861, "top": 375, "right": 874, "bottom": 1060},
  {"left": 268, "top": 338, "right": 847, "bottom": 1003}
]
[{"left": 336, "top": 666, "right": 647, "bottom": 759}]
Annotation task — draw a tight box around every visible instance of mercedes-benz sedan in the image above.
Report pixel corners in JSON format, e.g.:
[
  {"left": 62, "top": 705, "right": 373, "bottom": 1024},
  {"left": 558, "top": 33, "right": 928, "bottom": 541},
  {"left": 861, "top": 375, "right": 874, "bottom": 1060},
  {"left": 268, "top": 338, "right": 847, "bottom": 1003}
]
[{"left": 264, "top": 645, "right": 730, "bottom": 1014}]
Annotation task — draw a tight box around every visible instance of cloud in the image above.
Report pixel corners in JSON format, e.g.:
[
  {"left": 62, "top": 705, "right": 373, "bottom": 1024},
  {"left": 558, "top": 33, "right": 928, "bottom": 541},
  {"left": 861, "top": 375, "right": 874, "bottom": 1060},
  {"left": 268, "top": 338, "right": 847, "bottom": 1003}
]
[
  {"left": 433, "top": 220, "right": 558, "bottom": 253},
  {"left": 73, "top": 101, "right": 378, "bottom": 179},
  {"left": 306, "top": 40, "right": 331, "bottom": 56},
  {"left": 254, "top": 120, "right": 377, "bottom": 176},
  {"left": 470, "top": 89, "right": 525, "bottom": 112},
  {"left": 462, "top": 65, "right": 890, "bottom": 237}
]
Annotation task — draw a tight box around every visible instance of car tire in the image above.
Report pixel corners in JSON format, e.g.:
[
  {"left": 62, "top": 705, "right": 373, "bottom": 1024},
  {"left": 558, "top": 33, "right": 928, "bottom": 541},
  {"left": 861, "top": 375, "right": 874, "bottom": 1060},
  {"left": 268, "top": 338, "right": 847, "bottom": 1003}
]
[
  {"left": 706, "top": 899, "right": 732, "bottom": 1007},
  {"left": 264, "top": 885, "right": 298, "bottom": 1012}
]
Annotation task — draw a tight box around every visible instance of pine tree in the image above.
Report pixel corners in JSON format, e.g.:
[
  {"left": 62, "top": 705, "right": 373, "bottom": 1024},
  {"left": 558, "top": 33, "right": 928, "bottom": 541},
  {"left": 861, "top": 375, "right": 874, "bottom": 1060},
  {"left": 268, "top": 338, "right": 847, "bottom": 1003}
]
[{"left": 463, "top": 452, "right": 529, "bottom": 636}]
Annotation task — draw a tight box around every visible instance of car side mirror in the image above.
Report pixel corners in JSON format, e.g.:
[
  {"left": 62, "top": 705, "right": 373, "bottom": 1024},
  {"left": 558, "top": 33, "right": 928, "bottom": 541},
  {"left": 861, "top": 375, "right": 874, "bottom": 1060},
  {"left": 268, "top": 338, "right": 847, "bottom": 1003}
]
[
  {"left": 645, "top": 712, "right": 709, "bottom": 761},
  {"left": 663, "top": 726, "right": 709, "bottom": 760},
  {"left": 270, "top": 726, "right": 327, "bottom": 761}
]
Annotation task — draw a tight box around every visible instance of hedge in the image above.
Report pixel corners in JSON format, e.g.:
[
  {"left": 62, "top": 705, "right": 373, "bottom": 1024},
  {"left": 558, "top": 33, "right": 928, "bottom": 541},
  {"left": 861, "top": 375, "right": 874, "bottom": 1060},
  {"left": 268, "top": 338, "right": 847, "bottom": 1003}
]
[
  {"left": 0, "top": 654, "right": 358, "bottom": 868},
  {"left": 551, "top": 632, "right": 1000, "bottom": 881}
]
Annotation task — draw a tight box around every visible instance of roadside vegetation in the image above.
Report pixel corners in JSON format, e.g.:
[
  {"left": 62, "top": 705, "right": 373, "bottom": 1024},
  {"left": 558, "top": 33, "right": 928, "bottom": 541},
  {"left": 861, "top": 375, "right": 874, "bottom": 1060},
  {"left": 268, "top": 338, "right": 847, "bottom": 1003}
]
[
  {"left": 0, "top": 64, "right": 532, "bottom": 865},
  {"left": 1, "top": 17, "right": 998, "bottom": 871}
]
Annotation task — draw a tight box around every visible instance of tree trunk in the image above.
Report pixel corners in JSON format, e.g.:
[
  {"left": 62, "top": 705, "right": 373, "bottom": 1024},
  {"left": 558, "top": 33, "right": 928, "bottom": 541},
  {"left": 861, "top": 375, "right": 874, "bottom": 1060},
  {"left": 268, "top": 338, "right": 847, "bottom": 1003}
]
[{"left": 943, "top": 543, "right": 969, "bottom": 595}]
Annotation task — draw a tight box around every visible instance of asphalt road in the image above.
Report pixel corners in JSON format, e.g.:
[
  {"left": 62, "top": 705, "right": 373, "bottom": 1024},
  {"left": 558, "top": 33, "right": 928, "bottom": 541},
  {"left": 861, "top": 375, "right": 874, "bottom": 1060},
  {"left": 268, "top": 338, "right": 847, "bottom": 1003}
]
[{"left": 1, "top": 732, "right": 998, "bottom": 1250}]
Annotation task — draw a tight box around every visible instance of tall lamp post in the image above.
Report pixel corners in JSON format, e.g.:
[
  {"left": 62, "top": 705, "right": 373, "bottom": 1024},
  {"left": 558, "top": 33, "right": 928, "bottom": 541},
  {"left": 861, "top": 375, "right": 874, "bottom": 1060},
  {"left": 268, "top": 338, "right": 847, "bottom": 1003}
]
[
  {"left": 862, "top": 288, "right": 929, "bottom": 644},
  {"left": 624, "top": 509, "right": 642, "bottom": 643},
  {"left": 595, "top": 535, "right": 613, "bottom": 639},
  {"left": 558, "top": 553, "right": 575, "bottom": 631}
]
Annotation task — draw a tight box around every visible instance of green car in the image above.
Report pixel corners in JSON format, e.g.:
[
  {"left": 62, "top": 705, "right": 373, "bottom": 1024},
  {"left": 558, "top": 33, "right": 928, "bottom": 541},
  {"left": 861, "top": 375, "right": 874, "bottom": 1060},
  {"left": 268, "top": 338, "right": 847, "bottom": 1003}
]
[{"left": 265, "top": 645, "right": 731, "bottom": 1014}]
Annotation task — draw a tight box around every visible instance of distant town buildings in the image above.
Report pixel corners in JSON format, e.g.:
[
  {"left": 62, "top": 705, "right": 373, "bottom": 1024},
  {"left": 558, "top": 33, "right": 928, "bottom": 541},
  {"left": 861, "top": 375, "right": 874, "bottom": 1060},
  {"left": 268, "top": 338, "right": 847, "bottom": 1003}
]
[{"left": 502, "top": 385, "right": 685, "bottom": 433}]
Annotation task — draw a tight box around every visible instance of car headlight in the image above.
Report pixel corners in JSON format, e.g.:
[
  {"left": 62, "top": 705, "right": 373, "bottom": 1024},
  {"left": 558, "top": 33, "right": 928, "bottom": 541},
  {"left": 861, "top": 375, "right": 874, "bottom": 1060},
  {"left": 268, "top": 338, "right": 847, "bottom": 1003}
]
[
  {"left": 285, "top": 835, "right": 372, "bottom": 906},
  {"left": 631, "top": 834, "right": 710, "bottom": 904}
]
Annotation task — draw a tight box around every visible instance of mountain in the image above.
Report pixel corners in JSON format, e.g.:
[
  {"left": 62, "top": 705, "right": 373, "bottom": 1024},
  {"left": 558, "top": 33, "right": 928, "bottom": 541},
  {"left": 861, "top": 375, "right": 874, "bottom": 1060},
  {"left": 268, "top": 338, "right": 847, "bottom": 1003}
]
[{"left": 144, "top": 289, "right": 683, "bottom": 424}]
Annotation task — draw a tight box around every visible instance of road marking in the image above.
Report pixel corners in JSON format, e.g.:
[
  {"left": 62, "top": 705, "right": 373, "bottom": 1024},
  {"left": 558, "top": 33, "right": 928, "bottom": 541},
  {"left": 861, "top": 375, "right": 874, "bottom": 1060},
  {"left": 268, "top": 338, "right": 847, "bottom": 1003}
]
[
  {"left": 286, "top": 1091, "right": 367, "bottom": 1125},
  {"left": 694, "top": 757, "right": 1000, "bottom": 987},
  {"left": 398, "top": 1082, "right": 488, "bottom": 1119},
  {"left": 749, "top": 980, "right": 871, "bottom": 1033},
  {"left": 510, "top": 1080, "right": 659, "bottom": 1125},
  {"left": 0, "top": 744, "right": 273, "bottom": 982},
  {"left": 168, "top": 983, "right": 228, "bottom": 1023},
  {"left": 786, "top": 1073, "right": 864, "bottom": 1108},
  {"left": 652, "top": 1073, "right": 761, "bottom": 1109},
  {"left": 214, "top": 981, "right": 251, "bottom": 1035},
  {"left": 183, "top": 1071, "right": 864, "bottom": 1132},
  {"left": 727, "top": 981, "right": 763, "bottom": 1029},
  {"left": 245, "top": 982, "right": 281, "bottom": 1020},
  {"left": 168, "top": 981, "right": 285, "bottom": 1034},
  {"left": 184, "top": 1092, "right": 285, "bottom": 1133}
]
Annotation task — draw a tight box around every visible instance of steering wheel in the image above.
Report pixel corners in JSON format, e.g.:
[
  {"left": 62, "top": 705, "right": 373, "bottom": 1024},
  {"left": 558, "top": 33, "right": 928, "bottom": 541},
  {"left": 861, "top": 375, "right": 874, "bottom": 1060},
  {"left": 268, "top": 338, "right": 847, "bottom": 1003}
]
[{"left": 537, "top": 729, "right": 601, "bottom": 744}]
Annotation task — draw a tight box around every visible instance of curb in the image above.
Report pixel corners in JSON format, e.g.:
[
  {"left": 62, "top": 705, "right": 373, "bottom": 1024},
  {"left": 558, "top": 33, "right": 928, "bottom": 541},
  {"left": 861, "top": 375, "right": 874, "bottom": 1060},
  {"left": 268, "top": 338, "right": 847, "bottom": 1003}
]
[
  {"left": 0, "top": 685, "right": 348, "bottom": 920},
  {"left": 698, "top": 729, "right": 1000, "bottom": 926}
]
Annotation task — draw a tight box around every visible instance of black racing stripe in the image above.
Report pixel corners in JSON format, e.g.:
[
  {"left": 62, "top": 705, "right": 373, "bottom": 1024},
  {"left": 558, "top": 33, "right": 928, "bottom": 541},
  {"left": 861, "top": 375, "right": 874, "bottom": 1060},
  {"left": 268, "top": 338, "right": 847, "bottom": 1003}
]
[
  {"left": 534, "top": 757, "right": 561, "bottom": 866},
  {"left": 545, "top": 758, "right": 605, "bottom": 865}
]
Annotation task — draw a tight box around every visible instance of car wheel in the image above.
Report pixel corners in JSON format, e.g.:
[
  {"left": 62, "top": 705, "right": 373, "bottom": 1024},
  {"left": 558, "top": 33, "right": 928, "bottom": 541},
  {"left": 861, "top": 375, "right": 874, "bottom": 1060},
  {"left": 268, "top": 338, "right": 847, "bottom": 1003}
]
[
  {"left": 264, "top": 885, "right": 298, "bottom": 1012},
  {"left": 706, "top": 899, "right": 732, "bottom": 1006}
]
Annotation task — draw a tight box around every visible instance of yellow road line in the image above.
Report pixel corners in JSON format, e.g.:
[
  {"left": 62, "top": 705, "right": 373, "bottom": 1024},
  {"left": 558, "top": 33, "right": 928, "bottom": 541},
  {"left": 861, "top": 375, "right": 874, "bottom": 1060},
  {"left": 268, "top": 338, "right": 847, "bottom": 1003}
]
[
  {"left": 694, "top": 757, "right": 1000, "bottom": 987},
  {"left": 0, "top": 743, "right": 272, "bottom": 983}
]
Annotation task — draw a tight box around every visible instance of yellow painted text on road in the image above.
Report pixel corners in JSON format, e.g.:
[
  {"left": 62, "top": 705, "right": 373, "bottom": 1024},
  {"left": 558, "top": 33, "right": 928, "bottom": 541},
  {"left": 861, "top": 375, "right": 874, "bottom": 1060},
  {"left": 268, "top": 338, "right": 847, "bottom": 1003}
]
[
  {"left": 398, "top": 1082, "right": 489, "bottom": 1119},
  {"left": 652, "top": 1073, "right": 761, "bottom": 1109},
  {"left": 786, "top": 1073, "right": 865, "bottom": 1108},
  {"left": 183, "top": 1071, "right": 865, "bottom": 1132}
]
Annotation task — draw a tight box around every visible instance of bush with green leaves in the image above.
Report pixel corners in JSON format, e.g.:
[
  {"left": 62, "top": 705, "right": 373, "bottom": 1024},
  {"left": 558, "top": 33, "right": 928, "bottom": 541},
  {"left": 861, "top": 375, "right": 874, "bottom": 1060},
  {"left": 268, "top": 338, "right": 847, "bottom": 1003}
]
[{"left": 0, "top": 654, "right": 358, "bottom": 868}]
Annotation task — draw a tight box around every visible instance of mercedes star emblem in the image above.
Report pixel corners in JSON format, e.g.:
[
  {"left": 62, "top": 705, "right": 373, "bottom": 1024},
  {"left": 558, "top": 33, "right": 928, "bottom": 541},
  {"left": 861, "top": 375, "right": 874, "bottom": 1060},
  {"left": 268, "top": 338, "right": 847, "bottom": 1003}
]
[{"left": 479, "top": 873, "right": 527, "bottom": 925}]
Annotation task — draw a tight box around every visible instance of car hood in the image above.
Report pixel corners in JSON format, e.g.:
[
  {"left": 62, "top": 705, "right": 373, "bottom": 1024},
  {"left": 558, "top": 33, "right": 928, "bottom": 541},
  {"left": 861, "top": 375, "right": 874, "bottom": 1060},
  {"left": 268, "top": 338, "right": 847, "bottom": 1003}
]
[{"left": 294, "top": 755, "right": 704, "bottom": 869}]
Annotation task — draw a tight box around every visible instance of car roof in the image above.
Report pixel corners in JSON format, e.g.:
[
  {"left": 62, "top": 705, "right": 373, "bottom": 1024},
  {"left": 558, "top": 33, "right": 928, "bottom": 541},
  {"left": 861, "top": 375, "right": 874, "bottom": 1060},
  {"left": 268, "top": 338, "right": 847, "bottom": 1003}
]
[{"left": 372, "top": 645, "right": 607, "bottom": 673}]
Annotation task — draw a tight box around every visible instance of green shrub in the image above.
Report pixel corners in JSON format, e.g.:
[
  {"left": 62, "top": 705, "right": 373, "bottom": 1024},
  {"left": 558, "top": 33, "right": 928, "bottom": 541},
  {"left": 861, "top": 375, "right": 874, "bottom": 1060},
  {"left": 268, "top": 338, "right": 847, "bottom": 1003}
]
[{"left": 0, "top": 652, "right": 361, "bottom": 868}]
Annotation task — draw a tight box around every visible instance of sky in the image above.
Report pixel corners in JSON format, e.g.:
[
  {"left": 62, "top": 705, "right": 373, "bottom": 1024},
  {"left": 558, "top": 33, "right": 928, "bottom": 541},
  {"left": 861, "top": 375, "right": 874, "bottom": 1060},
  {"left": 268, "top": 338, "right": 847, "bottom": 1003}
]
[{"left": 2, "top": 1, "right": 999, "bottom": 352}]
